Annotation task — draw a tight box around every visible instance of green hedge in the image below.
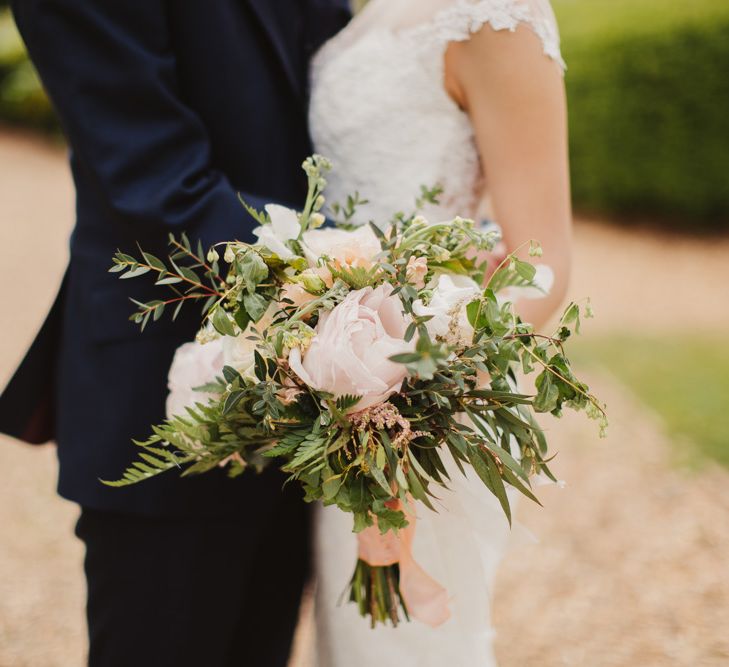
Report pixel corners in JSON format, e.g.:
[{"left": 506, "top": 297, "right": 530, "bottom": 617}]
[
  {"left": 0, "top": 8, "right": 56, "bottom": 131},
  {"left": 554, "top": 0, "right": 729, "bottom": 230}
]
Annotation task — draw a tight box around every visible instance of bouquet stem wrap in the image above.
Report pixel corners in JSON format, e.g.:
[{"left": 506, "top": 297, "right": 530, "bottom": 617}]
[{"left": 356, "top": 499, "right": 451, "bottom": 627}]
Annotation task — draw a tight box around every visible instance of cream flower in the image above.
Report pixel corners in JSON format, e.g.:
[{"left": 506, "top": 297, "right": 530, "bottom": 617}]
[
  {"left": 252, "top": 204, "right": 301, "bottom": 259},
  {"left": 412, "top": 274, "right": 481, "bottom": 348},
  {"left": 288, "top": 284, "right": 413, "bottom": 411}
]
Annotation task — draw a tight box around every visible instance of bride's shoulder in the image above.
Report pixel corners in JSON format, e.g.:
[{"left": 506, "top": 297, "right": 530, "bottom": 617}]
[
  {"left": 347, "top": 0, "right": 565, "bottom": 70},
  {"left": 415, "top": 0, "right": 564, "bottom": 68}
]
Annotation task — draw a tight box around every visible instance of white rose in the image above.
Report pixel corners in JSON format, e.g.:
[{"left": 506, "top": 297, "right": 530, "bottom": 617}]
[
  {"left": 221, "top": 304, "right": 277, "bottom": 381},
  {"left": 412, "top": 274, "right": 481, "bottom": 347},
  {"left": 252, "top": 204, "right": 301, "bottom": 259},
  {"left": 166, "top": 338, "right": 224, "bottom": 419},
  {"left": 221, "top": 333, "right": 257, "bottom": 382}
]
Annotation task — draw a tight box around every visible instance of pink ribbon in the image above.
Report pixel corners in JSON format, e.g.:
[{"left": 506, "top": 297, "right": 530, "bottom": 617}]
[{"left": 357, "top": 499, "right": 451, "bottom": 627}]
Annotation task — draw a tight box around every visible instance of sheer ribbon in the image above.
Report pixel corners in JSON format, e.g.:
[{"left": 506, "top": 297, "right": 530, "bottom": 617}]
[{"left": 356, "top": 499, "right": 451, "bottom": 627}]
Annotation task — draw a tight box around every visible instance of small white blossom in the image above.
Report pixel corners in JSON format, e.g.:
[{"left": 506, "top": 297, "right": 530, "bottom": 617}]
[
  {"left": 252, "top": 205, "right": 301, "bottom": 259},
  {"left": 309, "top": 212, "right": 326, "bottom": 229}
]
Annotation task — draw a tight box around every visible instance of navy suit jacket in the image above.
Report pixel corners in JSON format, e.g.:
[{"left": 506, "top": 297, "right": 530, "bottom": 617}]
[{"left": 1, "top": 0, "right": 350, "bottom": 515}]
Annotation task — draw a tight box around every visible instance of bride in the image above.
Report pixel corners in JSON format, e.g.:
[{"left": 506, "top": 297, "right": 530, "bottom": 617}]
[{"left": 307, "top": 0, "right": 572, "bottom": 664}]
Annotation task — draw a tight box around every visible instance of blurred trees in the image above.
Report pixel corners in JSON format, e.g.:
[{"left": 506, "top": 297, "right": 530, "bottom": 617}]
[
  {"left": 555, "top": 0, "right": 729, "bottom": 230},
  {"left": 0, "top": 7, "right": 55, "bottom": 131}
]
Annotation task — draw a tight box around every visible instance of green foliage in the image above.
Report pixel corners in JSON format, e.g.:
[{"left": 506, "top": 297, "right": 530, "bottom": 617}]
[
  {"left": 554, "top": 0, "right": 729, "bottom": 229},
  {"left": 572, "top": 335, "right": 729, "bottom": 468},
  {"left": 110, "top": 232, "right": 226, "bottom": 330}
]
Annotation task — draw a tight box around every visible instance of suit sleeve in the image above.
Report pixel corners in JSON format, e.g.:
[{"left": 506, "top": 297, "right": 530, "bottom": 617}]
[{"left": 11, "top": 0, "right": 268, "bottom": 243}]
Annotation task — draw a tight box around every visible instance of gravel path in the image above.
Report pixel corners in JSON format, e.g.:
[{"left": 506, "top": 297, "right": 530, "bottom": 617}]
[{"left": 1, "top": 129, "right": 727, "bottom": 666}]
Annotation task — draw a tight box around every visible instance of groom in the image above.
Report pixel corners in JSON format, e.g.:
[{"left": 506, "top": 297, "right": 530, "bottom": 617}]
[{"left": 1, "top": 1, "right": 350, "bottom": 665}]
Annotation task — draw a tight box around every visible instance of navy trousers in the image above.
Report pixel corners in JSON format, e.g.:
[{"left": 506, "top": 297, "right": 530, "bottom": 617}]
[{"left": 75, "top": 486, "right": 311, "bottom": 667}]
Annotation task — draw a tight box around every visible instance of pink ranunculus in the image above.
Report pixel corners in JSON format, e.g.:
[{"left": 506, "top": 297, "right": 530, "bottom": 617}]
[
  {"left": 166, "top": 338, "right": 224, "bottom": 419},
  {"left": 279, "top": 282, "right": 317, "bottom": 311},
  {"left": 406, "top": 256, "right": 428, "bottom": 289},
  {"left": 288, "top": 284, "right": 413, "bottom": 411}
]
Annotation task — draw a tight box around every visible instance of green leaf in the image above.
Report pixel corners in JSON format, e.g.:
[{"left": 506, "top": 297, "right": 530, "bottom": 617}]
[
  {"left": 233, "top": 307, "right": 251, "bottom": 331},
  {"left": 222, "top": 365, "right": 243, "bottom": 384},
  {"left": 120, "top": 265, "right": 151, "bottom": 279},
  {"left": 322, "top": 472, "right": 343, "bottom": 501},
  {"left": 369, "top": 462, "right": 393, "bottom": 497},
  {"left": 212, "top": 308, "right": 237, "bottom": 336},
  {"left": 466, "top": 447, "right": 511, "bottom": 525},
  {"left": 223, "top": 391, "right": 244, "bottom": 415},
  {"left": 513, "top": 258, "right": 537, "bottom": 282},
  {"left": 243, "top": 291, "right": 269, "bottom": 323},
  {"left": 534, "top": 372, "right": 559, "bottom": 413},
  {"left": 177, "top": 265, "right": 200, "bottom": 284},
  {"left": 156, "top": 275, "right": 183, "bottom": 286},
  {"left": 254, "top": 350, "right": 267, "bottom": 382},
  {"left": 142, "top": 252, "right": 166, "bottom": 272},
  {"left": 239, "top": 251, "right": 269, "bottom": 293}
]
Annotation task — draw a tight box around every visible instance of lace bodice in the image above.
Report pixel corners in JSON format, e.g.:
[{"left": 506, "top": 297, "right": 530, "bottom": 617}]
[{"left": 309, "top": 0, "right": 565, "bottom": 226}]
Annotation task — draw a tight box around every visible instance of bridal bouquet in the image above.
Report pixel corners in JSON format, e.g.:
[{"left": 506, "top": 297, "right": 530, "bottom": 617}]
[{"left": 107, "top": 155, "right": 606, "bottom": 627}]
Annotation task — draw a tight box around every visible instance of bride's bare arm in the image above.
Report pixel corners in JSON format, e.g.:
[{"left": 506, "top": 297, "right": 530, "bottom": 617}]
[{"left": 445, "top": 25, "right": 572, "bottom": 329}]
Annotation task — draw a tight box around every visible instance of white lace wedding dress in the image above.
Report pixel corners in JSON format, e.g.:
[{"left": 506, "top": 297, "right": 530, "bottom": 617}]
[{"left": 308, "top": 1, "right": 564, "bottom": 664}]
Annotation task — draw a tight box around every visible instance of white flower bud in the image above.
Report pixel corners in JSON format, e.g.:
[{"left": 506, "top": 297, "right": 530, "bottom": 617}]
[
  {"left": 309, "top": 212, "right": 326, "bottom": 229},
  {"left": 314, "top": 195, "right": 326, "bottom": 211},
  {"left": 224, "top": 245, "right": 236, "bottom": 263},
  {"left": 300, "top": 270, "right": 327, "bottom": 294},
  {"left": 207, "top": 248, "right": 220, "bottom": 263}
]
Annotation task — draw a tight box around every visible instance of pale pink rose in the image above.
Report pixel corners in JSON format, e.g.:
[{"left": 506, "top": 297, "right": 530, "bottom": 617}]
[
  {"left": 288, "top": 284, "right": 413, "bottom": 411},
  {"left": 406, "top": 256, "right": 428, "bottom": 289},
  {"left": 302, "top": 225, "right": 381, "bottom": 270},
  {"left": 166, "top": 338, "right": 224, "bottom": 419}
]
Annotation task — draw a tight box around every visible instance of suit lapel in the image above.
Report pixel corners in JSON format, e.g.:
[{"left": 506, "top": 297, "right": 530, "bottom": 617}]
[{"left": 246, "top": 0, "right": 303, "bottom": 98}]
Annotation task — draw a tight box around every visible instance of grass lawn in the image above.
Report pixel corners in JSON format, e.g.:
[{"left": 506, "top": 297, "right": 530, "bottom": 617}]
[{"left": 570, "top": 336, "right": 729, "bottom": 468}]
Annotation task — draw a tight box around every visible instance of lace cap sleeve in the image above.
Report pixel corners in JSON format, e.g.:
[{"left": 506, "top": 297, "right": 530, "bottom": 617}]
[{"left": 418, "top": 0, "right": 566, "bottom": 71}]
